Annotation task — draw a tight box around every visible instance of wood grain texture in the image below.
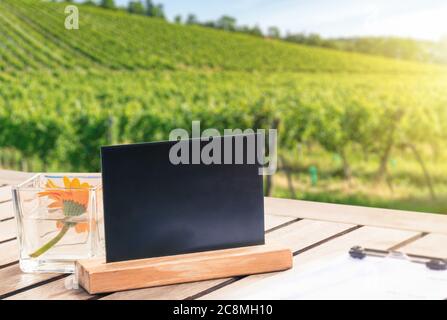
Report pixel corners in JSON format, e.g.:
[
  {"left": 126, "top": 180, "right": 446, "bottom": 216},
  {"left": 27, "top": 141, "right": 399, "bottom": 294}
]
[
  {"left": 400, "top": 233, "right": 447, "bottom": 258},
  {"left": 264, "top": 215, "right": 296, "bottom": 230},
  {"left": 77, "top": 245, "right": 293, "bottom": 294},
  {"left": 6, "top": 219, "right": 353, "bottom": 300},
  {"left": 101, "top": 219, "right": 354, "bottom": 300},
  {"left": 0, "top": 239, "right": 18, "bottom": 267},
  {"left": 0, "top": 201, "right": 14, "bottom": 221},
  {"left": 0, "top": 264, "right": 56, "bottom": 297},
  {"left": 0, "top": 219, "right": 16, "bottom": 242},
  {"left": 0, "top": 170, "right": 34, "bottom": 186},
  {"left": 265, "top": 219, "right": 353, "bottom": 249},
  {"left": 3, "top": 213, "right": 290, "bottom": 300},
  {"left": 265, "top": 197, "right": 447, "bottom": 234},
  {"left": 4, "top": 275, "right": 82, "bottom": 300},
  {"left": 0, "top": 186, "right": 12, "bottom": 203},
  {"left": 102, "top": 279, "right": 229, "bottom": 300},
  {"left": 201, "top": 226, "right": 419, "bottom": 299}
]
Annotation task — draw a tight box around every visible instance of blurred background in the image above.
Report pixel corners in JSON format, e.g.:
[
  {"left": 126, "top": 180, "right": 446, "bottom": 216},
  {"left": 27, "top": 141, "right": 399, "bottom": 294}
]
[{"left": 0, "top": 0, "right": 446, "bottom": 213}]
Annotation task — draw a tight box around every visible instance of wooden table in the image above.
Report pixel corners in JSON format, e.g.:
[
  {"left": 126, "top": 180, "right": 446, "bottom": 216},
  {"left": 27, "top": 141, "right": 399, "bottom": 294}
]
[{"left": 1, "top": 170, "right": 446, "bottom": 300}]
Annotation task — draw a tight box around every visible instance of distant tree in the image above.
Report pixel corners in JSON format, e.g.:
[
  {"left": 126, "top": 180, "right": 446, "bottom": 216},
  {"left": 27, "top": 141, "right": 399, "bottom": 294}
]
[
  {"left": 83, "top": 0, "right": 97, "bottom": 5},
  {"left": 267, "top": 26, "right": 280, "bottom": 38},
  {"left": 201, "top": 21, "right": 216, "bottom": 28},
  {"left": 216, "top": 15, "right": 236, "bottom": 31},
  {"left": 174, "top": 15, "right": 182, "bottom": 24},
  {"left": 307, "top": 33, "right": 323, "bottom": 45},
  {"left": 186, "top": 13, "right": 198, "bottom": 25},
  {"left": 285, "top": 32, "right": 327, "bottom": 46},
  {"left": 145, "top": 1, "right": 165, "bottom": 19},
  {"left": 152, "top": 4, "right": 165, "bottom": 19},
  {"left": 100, "top": 0, "right": 115, "bottom": 9},
  {"left": 145, "top": 0, "right": 154, "bottom": 15},
  {"left": 238, "top": 25, "right": 251, "bottom": 33},
  {"left": 128, "top": 1, "right": 145, "bottom": 15},
  {"left": 282, "top": 32, "right": 447, "bottom": 65},
  {"left": 248, "top": 25, "right": 263, "bottom": 37},
  {"left": 237, "top": 25, "right": 262, "bottom": 37}
]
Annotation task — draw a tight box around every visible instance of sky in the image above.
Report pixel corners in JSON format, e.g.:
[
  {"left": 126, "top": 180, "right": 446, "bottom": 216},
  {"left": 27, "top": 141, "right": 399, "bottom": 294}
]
[{"left": 112, "top": 0, "right": 447, "bottom": 41}]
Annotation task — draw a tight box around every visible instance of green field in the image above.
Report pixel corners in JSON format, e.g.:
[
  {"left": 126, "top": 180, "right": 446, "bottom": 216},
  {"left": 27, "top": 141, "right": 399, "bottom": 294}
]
[{"left": 1, "top": 0, "right": 447, "bottom": 213}]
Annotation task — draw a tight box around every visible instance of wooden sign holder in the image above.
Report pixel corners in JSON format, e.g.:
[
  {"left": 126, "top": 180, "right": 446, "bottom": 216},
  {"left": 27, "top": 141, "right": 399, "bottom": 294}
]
[{"left": 76, "top": 245, "right": 293, "bottom": 294}]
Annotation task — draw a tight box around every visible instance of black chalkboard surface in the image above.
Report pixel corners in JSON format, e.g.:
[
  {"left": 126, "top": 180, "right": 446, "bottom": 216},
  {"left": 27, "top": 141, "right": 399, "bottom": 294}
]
[{"left": 101, "top": 134, "right": 265, "bottom": 263}]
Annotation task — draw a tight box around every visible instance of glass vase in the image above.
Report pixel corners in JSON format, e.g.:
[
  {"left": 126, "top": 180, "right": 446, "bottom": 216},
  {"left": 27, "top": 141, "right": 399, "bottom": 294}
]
[{"left": 12, "top": 173, "right": 104, "bottom": 273}]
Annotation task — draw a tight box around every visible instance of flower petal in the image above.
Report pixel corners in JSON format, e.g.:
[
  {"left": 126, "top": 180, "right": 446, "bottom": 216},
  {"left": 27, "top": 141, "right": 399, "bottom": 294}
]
[
  {"left": 63, "top": 177, "right": 71, "bottom": 188},
  {"left": 75, "top": 222, "right": 89, "bottom": 233},
  {"left": 72, "top": 190, "right": 89, "bottom": 207},
  {"left": 71, "top": 178, "right": 81, "bottom": 189},
  {"left": 46, "top": 179, "right": 59, "bottom": 189},
  {"left": 49, "top": 201, "right": 62, "bottom": 208}
]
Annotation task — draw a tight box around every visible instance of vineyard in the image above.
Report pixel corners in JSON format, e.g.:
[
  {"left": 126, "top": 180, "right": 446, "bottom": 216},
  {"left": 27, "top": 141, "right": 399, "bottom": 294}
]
[{"left": 1, "top": 0, "right": 447, "bottom": 213}]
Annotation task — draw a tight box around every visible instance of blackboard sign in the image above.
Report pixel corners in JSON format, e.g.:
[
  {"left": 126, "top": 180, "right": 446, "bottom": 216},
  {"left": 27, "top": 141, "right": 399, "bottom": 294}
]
[{"left": 101, "top": 134, "right": 265, "bottom": 263}]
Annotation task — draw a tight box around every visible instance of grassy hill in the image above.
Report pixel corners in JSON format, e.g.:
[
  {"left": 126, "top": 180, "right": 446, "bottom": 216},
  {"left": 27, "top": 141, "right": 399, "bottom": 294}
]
[
  {"left": 1, "top": 0, "right": 447, "bottom": 213},
  {"left": 1, "top": 0, "right": 445, "bottom": 74}
]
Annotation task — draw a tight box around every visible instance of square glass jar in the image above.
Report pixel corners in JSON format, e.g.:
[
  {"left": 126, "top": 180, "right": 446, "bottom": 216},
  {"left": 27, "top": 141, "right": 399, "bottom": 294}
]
[{"left": 12, "top": 174, "right": 104, "bottom": 273}]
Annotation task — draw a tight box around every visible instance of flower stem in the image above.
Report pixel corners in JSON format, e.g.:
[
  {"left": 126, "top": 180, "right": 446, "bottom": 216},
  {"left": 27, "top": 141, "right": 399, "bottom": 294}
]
[{"left": 29, "top": 224, "right": 70, "bottom": 258}]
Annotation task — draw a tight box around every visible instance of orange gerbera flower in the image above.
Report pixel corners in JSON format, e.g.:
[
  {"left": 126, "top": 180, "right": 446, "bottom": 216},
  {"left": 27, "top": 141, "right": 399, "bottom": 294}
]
[
  {"left": 38, "top": 177, "right": 91, "bottom": 234},
  {"left": 30, "top": 177, "right": 93, "bottom": 258}
]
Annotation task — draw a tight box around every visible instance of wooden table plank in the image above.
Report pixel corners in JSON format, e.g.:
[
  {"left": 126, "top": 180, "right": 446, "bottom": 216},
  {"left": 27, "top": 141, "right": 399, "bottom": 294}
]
[
  {"left": 99, "top": 219, "right": 355, "bottom": 300},
  {"left": 0, "top": 240, "right": 18, "bottom": 267},
  {"left": 200, "top": 226, "right": 419, "bottom": 299},
  {"left": 0, "top": 264, "right": 63, "bottom": 298},
  {"left": 0, "top": 201, "right": 14, "bottom": 221},
  {"left": 265, "top": 197, "right": 447, "bottom": 234},
  {"left": 0, "top": 179, "right": 20, "bottom": 270},
  {"left": 265, "top": 219, "right": 354, "bottom": 250},
  {"left": 0, "top": 219, "right": 17, "bottom": 242},
  {"left": 2, "top": 213, "right": 295, "bottom": 300},
  {"left": 3, "top": 276, "right": 90, "bottom": 300},
  {"left": 0, "top": 170, "right": 34, "bottom": 186},
  {"left": 264, "top": 215, "right": 296, "bottom": 230},
  {"left": 6, "top": 219, "right": 354, "bottom": 300},
  {"left": 0, "top": 186, "right": 12, "bottom": 203},
  {"left": 5, "top": 275, "right": 230, "bottom": 300},
  {"left": 399, "top": 234, "right": 447, "bottom": 258}
]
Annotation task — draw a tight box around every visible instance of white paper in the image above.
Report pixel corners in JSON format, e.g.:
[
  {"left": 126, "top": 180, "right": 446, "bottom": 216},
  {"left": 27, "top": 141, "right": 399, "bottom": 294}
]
[{"left": 234, "top": 254, "right": 447, "bottom": 300}]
